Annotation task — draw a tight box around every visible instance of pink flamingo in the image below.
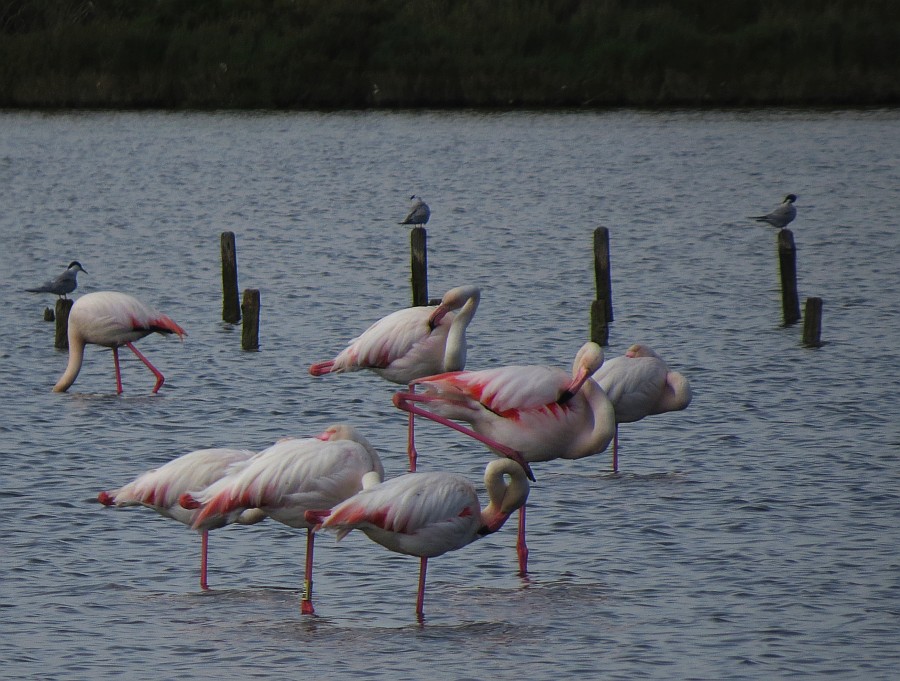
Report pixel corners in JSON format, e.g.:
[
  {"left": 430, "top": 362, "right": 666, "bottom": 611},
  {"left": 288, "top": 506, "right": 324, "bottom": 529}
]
[
  {"left": 98, "top": 447, "right": 266, "bottom": 590},
  {"left": 53, "top": 291, "right": 186, "bottom": 394},
  {"left": 392, "top": 341, "right": 614, "bottom": 575},
  {"left": 591, "top": 343, "right": 692, "bottom": 472},
  {"left": 305, "top": 457, "right": 530, "bottom": 620},
  {"left": 180, "top": 424, "right": 384, "bottom": 615},
  {"left": 309, "top": 285, "right": 480, "bottom": 471}
]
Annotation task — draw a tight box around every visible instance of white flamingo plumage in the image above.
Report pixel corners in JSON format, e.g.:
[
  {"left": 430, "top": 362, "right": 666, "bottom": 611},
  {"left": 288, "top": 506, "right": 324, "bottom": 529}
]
[
  {"left": 53, "top": 290, "right": 186, "bottom": 394},
  {"left": 392, "top": 341, "right": 613, "bottom": 574},
  {"left": 591, "top": 343, "right": 692, "bottom": 472},
  {"left": 98, "top": 447, "right": 265, "bottom": 590},
  {"left": 180, "top": 424, "right": 384, "bottom": 615},
  {"left": 309, "top": 285, "right": 480, "bottom": 471},
  {"left": 306, "top": 457, "right": 530, "bottom": 620}
]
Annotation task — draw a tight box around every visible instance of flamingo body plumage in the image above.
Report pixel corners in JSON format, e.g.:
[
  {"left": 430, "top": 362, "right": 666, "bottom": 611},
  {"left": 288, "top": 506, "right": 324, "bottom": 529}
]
[
  {"left": 181, "top": 424, "right": 384, "bottom": 614},
  {"left": 97, "top": 447, "right": 265, "bottom": 590},
  {"left": 591, "top": 343, "right": 692, "bottom": 471},
  {"left": 308, "top": 458, "right": 529, "bottom": 618},
  {"left": 53, "top": 290, "right": 186, "bottom": 394}
]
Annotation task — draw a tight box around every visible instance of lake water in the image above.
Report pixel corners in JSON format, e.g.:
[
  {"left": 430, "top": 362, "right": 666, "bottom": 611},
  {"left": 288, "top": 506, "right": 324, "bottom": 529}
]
[{"left": 1, "top": 109, "right": 898, "bottom": 680}]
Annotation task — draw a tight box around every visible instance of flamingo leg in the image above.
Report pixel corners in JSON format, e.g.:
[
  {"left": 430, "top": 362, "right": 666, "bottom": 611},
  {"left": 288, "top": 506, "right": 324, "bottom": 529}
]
[
  {"left": 125, "top": 341, "right": 165, "bottom": 393},
  {"left": 406, "top": 383, "right": 417, "bottom": 472},
  {"left": 200, "top": 530, "right": 209, "bottom": 590},
  {"left": 393, "top": 392, "right": 536, "bottom": 482},
  {"left": 112, "top": 347, "right": 124, "bottom": 395},
  {"left": 301, "top": 528, "right": 316, "bottom": 615},
  {"left": 517, "top": 505, "right": 529, "bottom": 577},
  {"left": 416, "top": 556, "right": 428, "bottom": 620},
  {"left": 612, "top": 425, "right": 619, "bottom": 473}
]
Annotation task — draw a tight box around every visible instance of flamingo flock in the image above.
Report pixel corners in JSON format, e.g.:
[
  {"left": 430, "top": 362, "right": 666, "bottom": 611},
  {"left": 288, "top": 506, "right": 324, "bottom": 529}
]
[{"left": 44, "top": 240, "right": 692, "bottom": 619}]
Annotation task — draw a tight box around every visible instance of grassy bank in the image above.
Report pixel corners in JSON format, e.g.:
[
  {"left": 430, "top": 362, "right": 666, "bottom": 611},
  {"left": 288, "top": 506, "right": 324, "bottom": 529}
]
[{"left": 2, "top": 0, "right": 899, "bottom": 109}]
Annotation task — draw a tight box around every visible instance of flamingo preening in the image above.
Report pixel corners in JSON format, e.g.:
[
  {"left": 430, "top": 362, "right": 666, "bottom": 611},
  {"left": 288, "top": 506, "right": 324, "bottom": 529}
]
[
  {"left": 180, "top": 424, "right": 384, "bottom": 615},
  {"left": 98, "top": 447, "right": 265, "bottom": 590},
  {"left": 591, "top": 343, "right": 692, "bottom": 472},
  {"left": 392, "top": 341, "right": 614, "bottom": 574},
  {"left": 306, "top": 457, "right": 530, "bottom": 620},
  {"left": 309, "top": 285, "right": 480, "bottom": 471},
  {"left": 52, "top": 291, "right": 186, "bottom": 394}
]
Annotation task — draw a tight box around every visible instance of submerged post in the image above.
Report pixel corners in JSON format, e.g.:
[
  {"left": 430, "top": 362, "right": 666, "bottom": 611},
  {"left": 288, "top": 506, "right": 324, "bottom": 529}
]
[
  {"left": 802, "top": 297, "right": 823, "bottom": 347},
  {"left": 221, "top": 231, "right": 241, "bottom": 324},
  {"left": 411, "top": 226, "right": 428, "bottom": 306},
  {"left": 241, "top": 289, "right": 260, "bottom": 350},
  {"left": 591, "top": 227, "right": 613, "bottom": 345},
  {"left": 54, "top": 298, "right": 73, "bottom": 349},
  {"left": 778, "top": 229, "right": 801, "bottom": 326}
]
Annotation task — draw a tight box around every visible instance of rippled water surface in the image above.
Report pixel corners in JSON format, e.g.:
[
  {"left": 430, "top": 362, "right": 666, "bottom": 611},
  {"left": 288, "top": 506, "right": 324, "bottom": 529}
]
[{"left": 2, "top": 109, "right": 898, "bottom": 680}]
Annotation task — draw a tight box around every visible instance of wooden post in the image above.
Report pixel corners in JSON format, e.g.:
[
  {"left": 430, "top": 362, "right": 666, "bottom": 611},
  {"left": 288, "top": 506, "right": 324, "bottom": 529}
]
[
  {"left": 802, "top": 297, "right": 822, "bottom": 347},
  {"left": 411, "top": 226, "right": 428, "bottom": 306},
  {"left": 54, "top": 298, "right": 73, "bottom": 349},
  {"left": 221, "top": 231, "right": 241, "bottom": 324},
  {"left": 43, "top": 307, "right": 55, "bottom": 322},
  {"left": 241, "top": 289, "right": 260, "bottom": 350},
  {"left": 778, "top": 229, "right": 801, "bottom": 326},
  {"left": 591, "top": 227, "right": 613, "bottom": 345}
]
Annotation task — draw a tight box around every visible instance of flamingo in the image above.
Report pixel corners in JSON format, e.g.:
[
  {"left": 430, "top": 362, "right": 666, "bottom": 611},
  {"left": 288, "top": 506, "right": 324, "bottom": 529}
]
[
  {"left": 750, "top": 193, "right": 797, "bottom": 229},
  {"left": 591, "top": 343, "right": 692, "bottom": 472},
  {"left": 52, "top": 290, "right": 186, "bottom": 394},
  {"left": 26, "top": 261, "right": 87, "bottom": 299},
  {"left": 392, "top": 341, "right": 614, "bottom": 574},
  {"left": 305, "top": 457, "right": 530, "bottom": 620},
  {"left": 309, "top": 285, "right": 480, "bottom": 471},
  {"left": 98, "top": 447, "right": 265, "bottom": 590},
  {"left": 180, "top": 424, "right": 384, "bottom": 615},
  {"left": 399, "top": 195, "right": 430, "bottom": 227}
]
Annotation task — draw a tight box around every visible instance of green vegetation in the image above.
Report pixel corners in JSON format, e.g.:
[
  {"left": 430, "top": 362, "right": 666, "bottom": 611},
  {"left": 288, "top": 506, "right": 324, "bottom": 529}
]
[{"left": 2, "top": 0, "right": 899, "bottom": 108}]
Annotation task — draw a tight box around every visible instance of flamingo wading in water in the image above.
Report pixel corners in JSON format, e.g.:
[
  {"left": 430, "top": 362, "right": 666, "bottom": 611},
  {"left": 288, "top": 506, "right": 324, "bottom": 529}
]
[
  {"left": 26, "top": 261, "right": 87, "bottom": 299},
  {"left": 180, "top": 424, "right": 384, "bottom": 615},
  {"left": 52, "top": 291, "right": 186, "bottom": 394},
  {"left": 591, "top": 343, "right": 692, "bottom": 472},
  {"left": 392, "top": 341, "right": 614, "bottom": 575},
  {"left": 98, "top": 447, "right": 265, "bottom": 590},
  {"left": 306, "top": 457, "right": 530, "bottom": 620},
  {"left": 309, "top": 285, "right": 481, "bottom": 471}
]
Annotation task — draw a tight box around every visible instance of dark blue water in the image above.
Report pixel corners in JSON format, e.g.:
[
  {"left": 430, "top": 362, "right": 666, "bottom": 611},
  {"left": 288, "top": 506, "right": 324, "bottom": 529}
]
[{"left": 2, "top": 109, "right": 898, "bottom": 680}]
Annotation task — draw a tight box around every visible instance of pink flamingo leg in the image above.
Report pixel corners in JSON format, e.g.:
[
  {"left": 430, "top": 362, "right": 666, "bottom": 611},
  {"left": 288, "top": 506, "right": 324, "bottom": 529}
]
[
  {"left": 406, "top": 383, "right": 418, "bottom": 472},
  {"left": 393, "top": 392, "right": 536, "bottom": 482},
  {"left": 112, "top": 347, "right": 124, "bottom": 394},
  {"left": 125, "top": 341, "right": 165, "bottom": 393},
  {"left": 612, "top": 426, "right": 619, "bottom": 473},
  {"left": 200, "top": 530, "right": 209, "bottom": 590},
  {"left": 301, "top": 528, "right": 316, "bottom": 615},
  {"left": 517, "top": 505, "right": 529, "bottom": 577},
  {"left": 416, "top": 557, "right": 428, "bottom": 620}
]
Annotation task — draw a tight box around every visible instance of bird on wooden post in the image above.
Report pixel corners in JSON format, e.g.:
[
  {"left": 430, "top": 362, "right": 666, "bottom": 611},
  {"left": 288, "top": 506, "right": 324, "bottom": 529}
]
[
  {"left": 26, "top": 261, "right": 87, "bottom": 299},
  {"left": 750, "top": 194, "right": 797, "bottom": 229},
  {"left": 400, "top": 195, "right": 430, "bottom": 227}
]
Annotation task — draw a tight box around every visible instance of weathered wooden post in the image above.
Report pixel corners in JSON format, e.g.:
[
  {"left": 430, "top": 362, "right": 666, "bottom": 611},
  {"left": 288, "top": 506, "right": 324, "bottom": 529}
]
[
  {"left": 43, "top": 307, "right": 55, "bottom": 322},
  {"left": 241, "top": 289, "right": 260, "bottom": 350},
  {"left": 221, "top": 231, "right": 241, "bottom": 324},
  {"left": 54, "top": 298, "right": 73, "bottom": 349},
  {"left": 778, "top": 229, "right": 801, "bottom": 326},
  {"left": 411, "top": 226, "right": 428, "bottom": 306},
  {"left": 802, "top": 297, "right": 822, "bottom": 347},
  {"left": 591, "top": 227, "right": 613, "bottom": 345}
]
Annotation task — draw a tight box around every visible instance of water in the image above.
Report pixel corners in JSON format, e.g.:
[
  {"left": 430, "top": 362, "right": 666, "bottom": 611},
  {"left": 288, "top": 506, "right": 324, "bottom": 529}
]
[{"left": 1, "top": 109, "right": 898, "bottom": 680}]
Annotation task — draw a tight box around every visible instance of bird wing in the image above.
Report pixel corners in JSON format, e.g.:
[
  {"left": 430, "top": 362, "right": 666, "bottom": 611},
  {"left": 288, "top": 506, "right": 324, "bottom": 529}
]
[{"left": 330, "top": 305, "right": 443, "bottom": 371}]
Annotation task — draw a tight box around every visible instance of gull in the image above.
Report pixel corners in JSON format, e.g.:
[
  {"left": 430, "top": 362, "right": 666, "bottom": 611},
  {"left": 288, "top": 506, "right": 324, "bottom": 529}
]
[
  {"left": 399, "top": 195, "right": 430, "bottom": 227},
  {"left": 750, "top": 194, "right": 797, "bottom": 229},
  {"left": 26, "top": 261, "right": 87, "bottom": 298}
]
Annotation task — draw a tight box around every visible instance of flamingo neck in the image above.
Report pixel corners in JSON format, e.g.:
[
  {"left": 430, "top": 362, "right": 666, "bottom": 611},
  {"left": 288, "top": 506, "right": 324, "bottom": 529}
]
[
  {"left": 52, "top": 335, "right": 85, "bottom": 392},
  {"left": 480, "top": 459, "right": 530, "bottom": 534},
  {"left": 442, "top": 291, "right": 480, "bottom": 372}
]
